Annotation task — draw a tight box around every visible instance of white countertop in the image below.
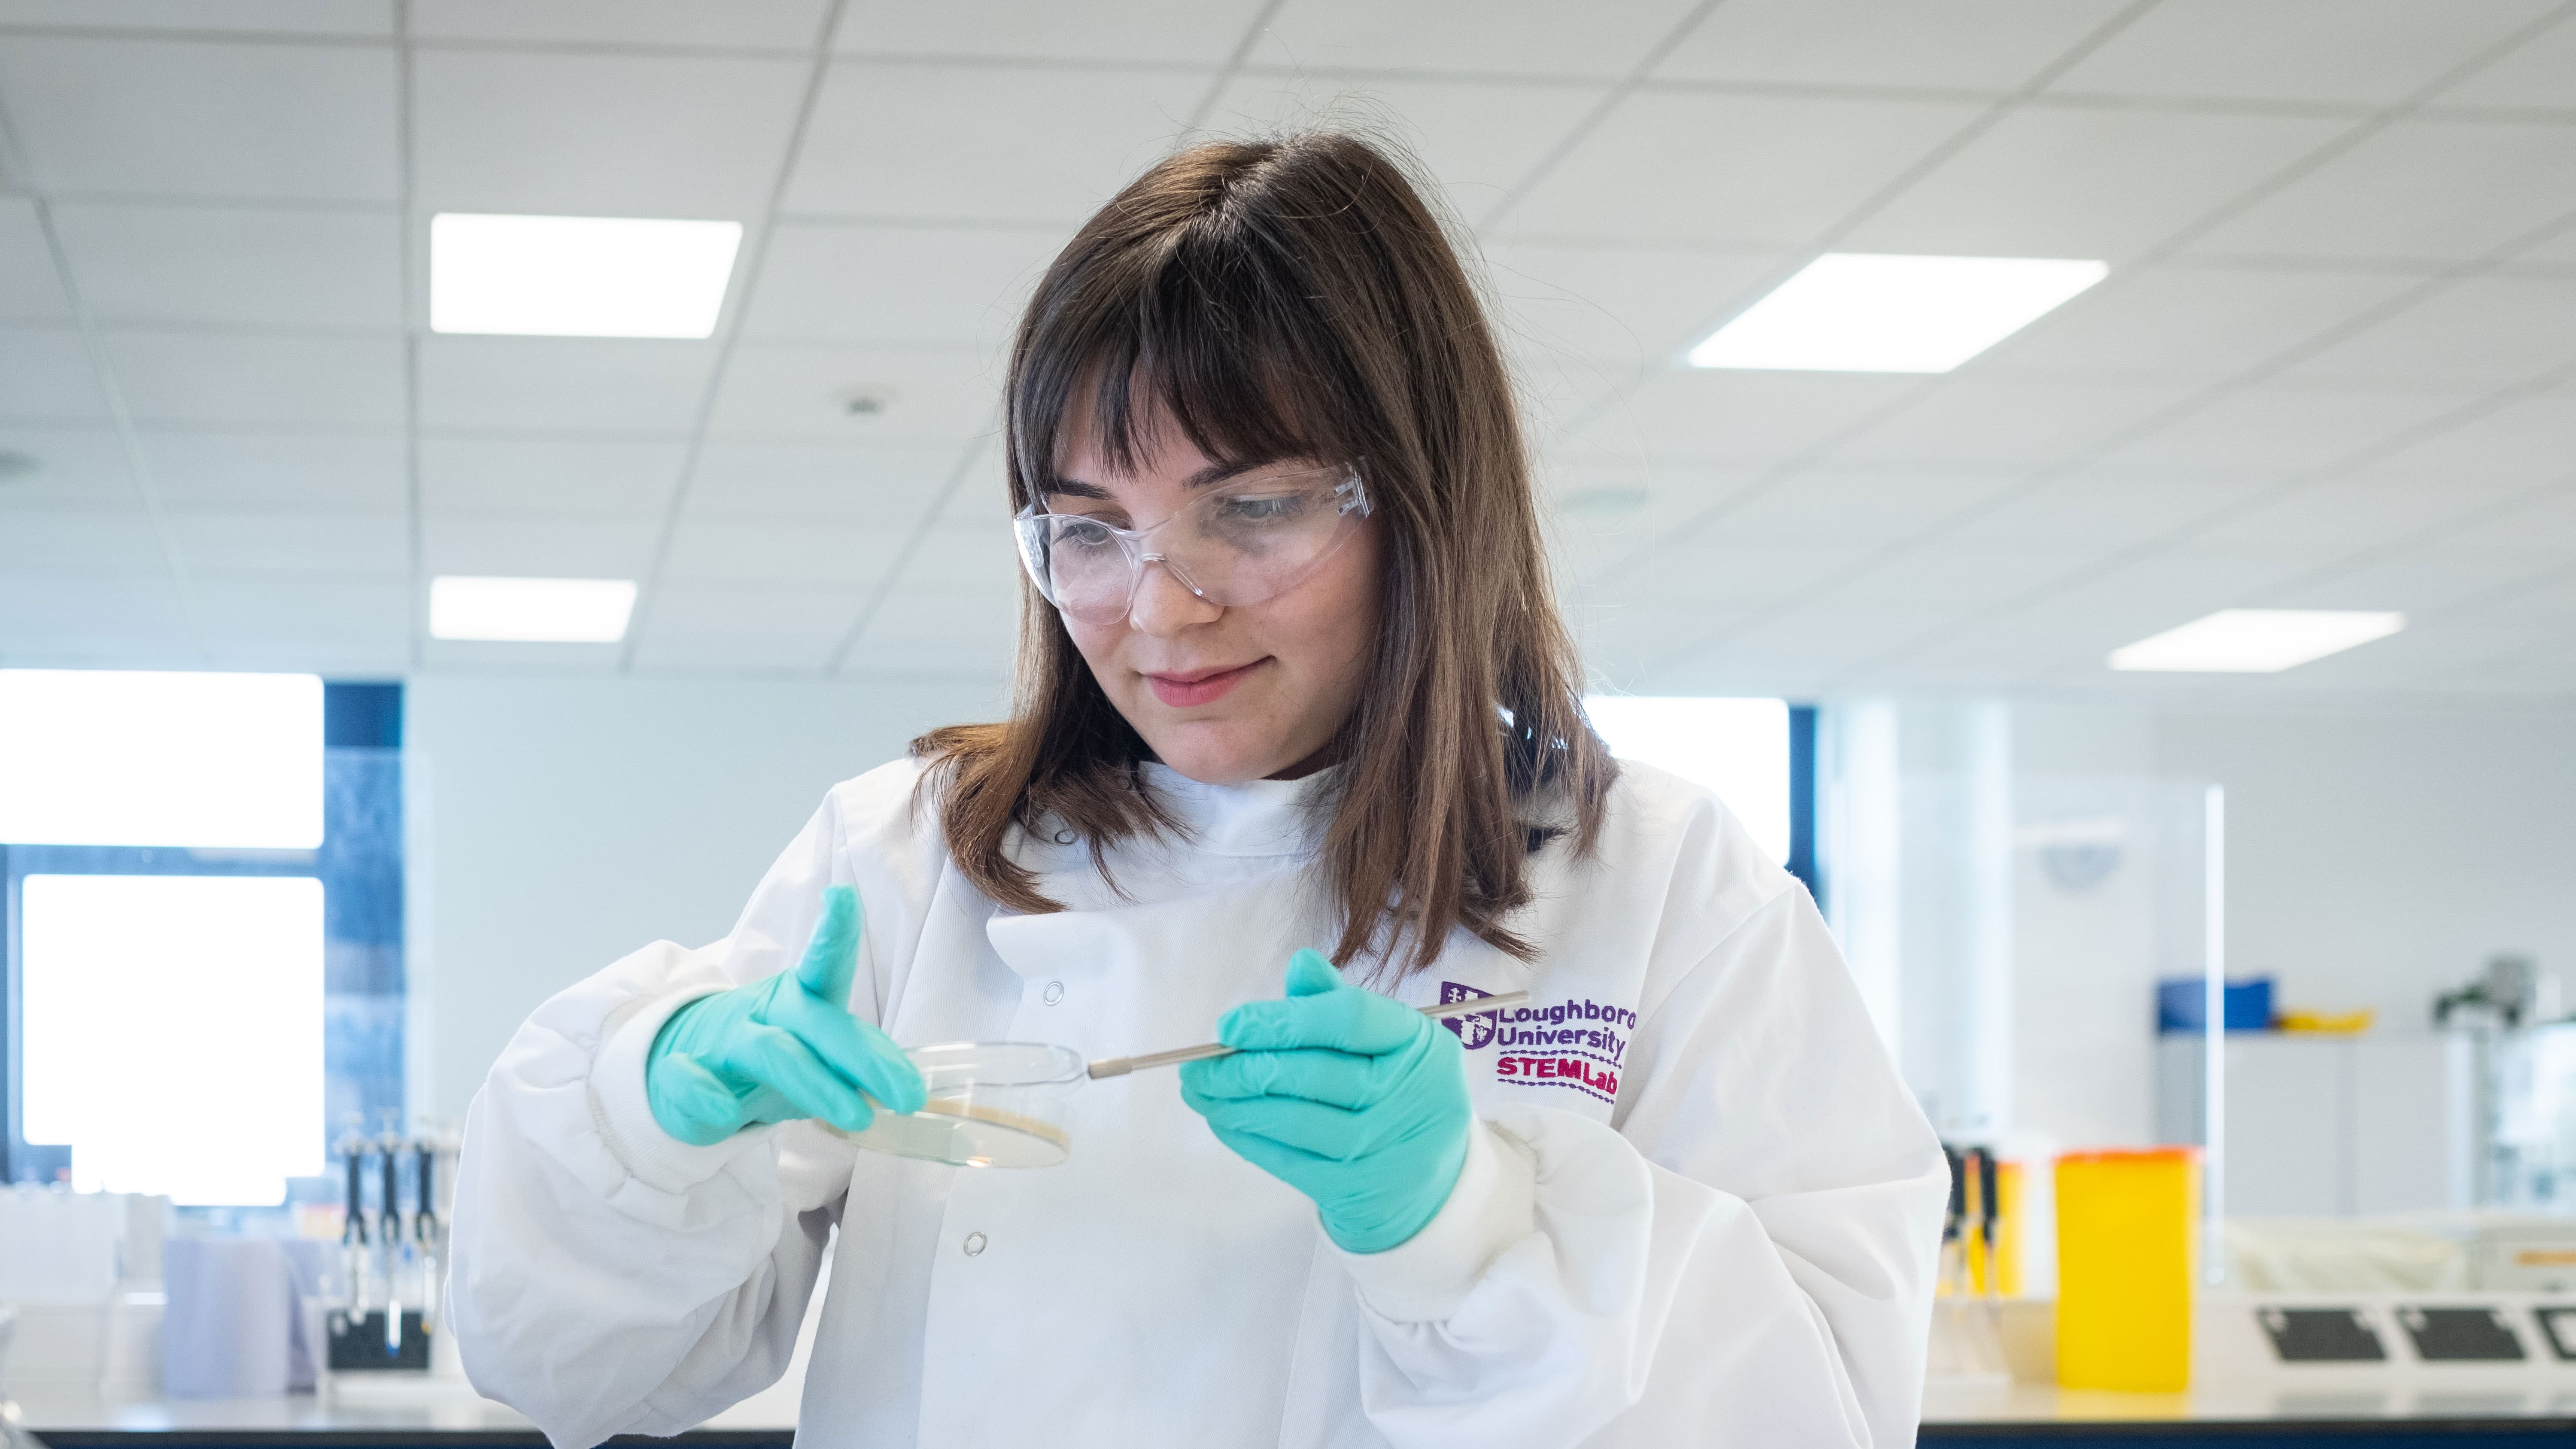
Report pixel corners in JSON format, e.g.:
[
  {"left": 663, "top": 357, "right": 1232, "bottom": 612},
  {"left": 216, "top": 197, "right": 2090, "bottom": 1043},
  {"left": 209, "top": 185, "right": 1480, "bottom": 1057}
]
[
  {"left": 12, "top": 1381, "right": 795, "bottom": 1437},
  {"left": 1922, "top": 1377, "right": 2576, "bottom": 1425}
]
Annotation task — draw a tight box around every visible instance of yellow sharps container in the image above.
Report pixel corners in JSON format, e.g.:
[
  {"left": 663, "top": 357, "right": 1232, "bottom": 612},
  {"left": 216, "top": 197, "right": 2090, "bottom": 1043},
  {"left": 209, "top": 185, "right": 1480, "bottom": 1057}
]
[{"left": 2055, "top": 1147, "right": 2199, "bottom": 1391}]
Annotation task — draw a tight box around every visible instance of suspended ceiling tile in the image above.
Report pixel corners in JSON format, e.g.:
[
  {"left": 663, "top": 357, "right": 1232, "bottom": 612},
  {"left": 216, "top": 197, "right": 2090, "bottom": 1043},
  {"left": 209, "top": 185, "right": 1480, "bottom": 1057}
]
[
  {"left": 413, "top": 48, "right": 811, "bottom": 218},
  {"left": 1511, "top": 355, "right": 1634, "bottom": 434},
  {"left": 1839, "top": 106, "right": 2349, "bottom": 265},
  {"left": 0, "top": 0, "right": 392, "bottom": 33},
  {"left": 1827, "top": 377, "right": 2201, "bottom": 469},
  {"left": 785, "top": 61, "right": 1208, "bottom": 222},
  {"left": 2046, "top": 0, "right": 2558, "bottom": 106},
  {"left": 895, "top": 519, "right": 1020, "bottom": 590},
  {"left": 417, "top": 337, "right": 717, "bottom": 433},
  {"left": 2429, "top": 485, "right": 2576, "bottom": 562},
  {"left": 0, "top": 572, "right": 193, "bottom": 658},
  {"left": 2271, "top": 276, "right": 2576, "bottom": 391},
  {"left": 2261, "top": 552, "right": 2532, "bottom": 617},
  {"left": 2438, "top": 13, "right": 2576, "bottom": 107},
  {"left": 1481, "top": 242, "right": 1786, "bottom": 377},
  {"left": 1258, "top": 0, "right": 1701, "bottom": 79},
  {"left": 1939, "top": 468, "right": 2257, "bottom": 547},
  {"left": 658, "top": 518, "right": 909, "bottom": 586},
  {"left": 2359, "top": 391, "right": 2576, "bottom": 489},
  {"left": 0, "top": 329, "right": 109, "bottom": 420},
  {"left": 0, "top": 425, "right": 128, "bottom": 504},
  {"left": 412, "top": 0, "right": 830, "bottom": 48},
  {"left": 1802, "top": 543, "right": 2082, "bottom": 615},
  {"left": 835, "top": 0, "right": 1264, "bottom": 65},
  {"left": 2098, "top": 384, "right": 2472, "bottom": 476},
  {"left": 628, "top": 584, "right": 863, "bottom": 672},
  {"left": 1591, "top": 538, "right": 1888, "bottom": 609},
  {"left": 417, "top": 638, "right": 622, "bottom": 670},
  {"left": 0, "top": 200, "right": 74, "bottom": 324},
  {"left": 418, "top": 513, "right": 660, "bottom": 578},
  {"left": 416, "top": 435, "right": 686, "bottom": 517},
  {"left": 687, "top": 440, "right": 968, "bottom": 522},
  {"left": 2186, "top": 117, "right": 2576, "bottom": 264},
  {"left": 849, "top": 576, "right": 1018, "bottom": 656},
  {"left": 739, "top": 224, "right": 1057, "bottom": 346},
  {"left": 1543, "top": 458, "right": 1771, "bottom": 551},
  {"left": 0, "top": 505, "right": 170, "bottom": 576},
  {"left": 1702, "top": 468, "right": 2021, "bottom": 545},
  {"left": 706, "top": 344, "right": 1000, "bottom": 443},
  {"left": 1203, "top": 73, "right": 1607, "bottom": 219},
  {"left": 2193, "top": 471, "right": 2545, "bottom": 561},
  {"left": 52, "top": 203, "right": 402, "bottom": 330},
  {"left": 106, "top": 331, "right": 405, "bottom": 428},
  {"left": 0, "top": 37, "right": 398, "bottom": 202},
  {"left": 191, "top": 575, "right": 410, "bottom": 641},
  {"left": 1581, "top": 369, "right": 1927, "bottom": 464},
  {"left": 167, "top": 508, "right": 407, "bottom": 576},
  {"left": 1978, "top": 262, "right": 2428, "bottom": 380},
  {"left": 1653, "top": 0, "right": 2130, "bottom": 91},
  {"left": 1502, "top": 91, "right": 1984, "bottom": 246},
  {"left": 140, "top": 431, "right": 407, "bottom": 509}
]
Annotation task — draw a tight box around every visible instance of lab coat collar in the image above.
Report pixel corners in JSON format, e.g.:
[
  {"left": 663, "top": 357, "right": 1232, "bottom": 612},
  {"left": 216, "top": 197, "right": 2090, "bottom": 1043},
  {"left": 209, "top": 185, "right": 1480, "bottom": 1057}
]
[{"left": 1139, "top": 761, "right": 1340, "bottom": 858}]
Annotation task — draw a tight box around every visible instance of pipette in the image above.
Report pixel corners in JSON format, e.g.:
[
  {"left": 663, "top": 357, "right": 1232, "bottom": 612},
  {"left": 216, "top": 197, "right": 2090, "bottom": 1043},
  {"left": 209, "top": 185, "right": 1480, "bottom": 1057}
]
[{"left": 1084, "top": 990, "right": 1533, "bottom": 1078}]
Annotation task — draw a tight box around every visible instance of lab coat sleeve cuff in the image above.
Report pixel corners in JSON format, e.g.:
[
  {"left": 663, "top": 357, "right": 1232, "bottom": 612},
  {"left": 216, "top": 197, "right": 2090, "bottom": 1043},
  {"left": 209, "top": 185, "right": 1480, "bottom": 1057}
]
[
  {"left": 589, "top": 986, "right": 755, "bottom": 1196},
  {"left": 1331, "top": 1118, "right": 1537, "bottom": 1324}
]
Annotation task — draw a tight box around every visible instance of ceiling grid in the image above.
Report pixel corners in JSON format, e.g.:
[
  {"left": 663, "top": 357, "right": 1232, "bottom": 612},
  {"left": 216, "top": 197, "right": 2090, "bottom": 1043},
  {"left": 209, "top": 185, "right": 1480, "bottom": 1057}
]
[{"left": 0, "top": 0, "right": 2568, "bottom": 705}]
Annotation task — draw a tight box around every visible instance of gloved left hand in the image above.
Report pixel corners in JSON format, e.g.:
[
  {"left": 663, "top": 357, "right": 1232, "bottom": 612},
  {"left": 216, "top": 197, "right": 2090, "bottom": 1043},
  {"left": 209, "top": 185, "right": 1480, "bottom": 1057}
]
[{"left": 1180, "top": 949, "right": 1473, "bottom": 1255}]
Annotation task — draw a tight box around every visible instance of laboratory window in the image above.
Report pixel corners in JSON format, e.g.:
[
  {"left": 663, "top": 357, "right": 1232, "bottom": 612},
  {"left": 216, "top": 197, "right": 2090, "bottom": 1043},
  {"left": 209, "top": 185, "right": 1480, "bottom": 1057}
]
[{"left": 0, "top": 674, "right": 405, "bottom": 1209}]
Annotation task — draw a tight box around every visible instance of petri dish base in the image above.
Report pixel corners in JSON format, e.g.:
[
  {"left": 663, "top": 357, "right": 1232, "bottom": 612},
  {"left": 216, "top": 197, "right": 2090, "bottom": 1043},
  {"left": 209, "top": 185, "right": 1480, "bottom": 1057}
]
[{"left": 832, "top": 1041, "right": 1082, "bottom": 1169}]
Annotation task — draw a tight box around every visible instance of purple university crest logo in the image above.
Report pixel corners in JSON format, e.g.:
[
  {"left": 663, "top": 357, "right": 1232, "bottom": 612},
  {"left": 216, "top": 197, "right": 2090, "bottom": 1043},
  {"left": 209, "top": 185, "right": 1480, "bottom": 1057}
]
[{"left": 1438, "top": 981, "right": 1501, "bottom": 1049}]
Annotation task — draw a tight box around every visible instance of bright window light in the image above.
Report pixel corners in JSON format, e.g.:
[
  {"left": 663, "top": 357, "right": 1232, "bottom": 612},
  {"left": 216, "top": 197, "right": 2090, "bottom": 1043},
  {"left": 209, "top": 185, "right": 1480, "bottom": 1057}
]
[
  {"left": 1587, "top": 696, "right": 1791, "bottom": 866},
  {"left": 430, "top": 213, "right": 743, "bottom": 338},
  {"left": 2108, "top": 609, "right": 2406, "bottom": 673},
  {"left": 430, "top": 576, "right": 637, "bottom": 643},
  {"left": 0, "top": 671, "right": 322, "bottom": 848},
  {"left": 1688, "top": 253, "right": 2108, "bottom": 374},
  {"left": 23, "top": 875, "right": 324, "bottom": 1206}
]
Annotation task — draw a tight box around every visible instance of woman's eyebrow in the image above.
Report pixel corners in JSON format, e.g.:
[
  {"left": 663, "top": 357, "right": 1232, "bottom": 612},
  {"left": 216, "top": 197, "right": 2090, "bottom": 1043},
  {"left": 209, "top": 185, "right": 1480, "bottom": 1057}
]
[
  {"left": 1040, "top": 479, "right": 1113, "bottom": 501},
  {"left": 1184, "top": 456, "right": 1286, "bottom": 489}
]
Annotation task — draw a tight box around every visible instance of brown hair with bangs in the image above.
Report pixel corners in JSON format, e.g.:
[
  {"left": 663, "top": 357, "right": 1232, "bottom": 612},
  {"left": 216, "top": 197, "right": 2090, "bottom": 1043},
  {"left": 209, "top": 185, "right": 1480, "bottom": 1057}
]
[{"left": 912, "top": 131, "right": 1613, "bottom": 975}]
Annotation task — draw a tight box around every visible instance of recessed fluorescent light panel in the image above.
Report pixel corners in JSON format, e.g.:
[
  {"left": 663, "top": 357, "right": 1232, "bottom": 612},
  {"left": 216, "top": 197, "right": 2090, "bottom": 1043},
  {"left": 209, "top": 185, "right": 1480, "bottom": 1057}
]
[
  {"left": 2109, "top": 609, "right": 2406, "bottom": 674},
  {"left": 430, "top": 213, "right": 742, "bottom": 338},
  {"left": 1689, "top": 253, "right": 2108, "bottom": 374},
  {"left": 430, "top": 576, "right": 638, "bottom": 643}
]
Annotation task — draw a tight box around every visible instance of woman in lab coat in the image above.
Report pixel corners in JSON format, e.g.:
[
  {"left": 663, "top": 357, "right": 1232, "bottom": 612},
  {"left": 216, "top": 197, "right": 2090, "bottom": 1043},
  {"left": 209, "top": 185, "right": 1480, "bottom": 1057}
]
[{"left": 449, "top": 133, "right": 1946, "bottom": 1449}]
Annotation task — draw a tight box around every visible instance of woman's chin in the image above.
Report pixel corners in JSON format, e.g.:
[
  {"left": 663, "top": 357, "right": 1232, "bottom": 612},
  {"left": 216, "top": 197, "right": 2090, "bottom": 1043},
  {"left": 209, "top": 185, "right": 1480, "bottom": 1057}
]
[{"left": 1140, "top": 726, "right": 1296, "bottom": 787}]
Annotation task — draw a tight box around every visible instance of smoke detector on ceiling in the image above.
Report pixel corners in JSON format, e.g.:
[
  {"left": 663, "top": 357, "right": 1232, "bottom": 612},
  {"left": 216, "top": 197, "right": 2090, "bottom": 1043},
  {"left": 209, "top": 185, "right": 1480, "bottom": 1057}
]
[
  {"left": 0, "top": 450, "right": 40, "bottom": 483},
  {"left": 840, "top": 388, "right": 896, "bottom": 418}
]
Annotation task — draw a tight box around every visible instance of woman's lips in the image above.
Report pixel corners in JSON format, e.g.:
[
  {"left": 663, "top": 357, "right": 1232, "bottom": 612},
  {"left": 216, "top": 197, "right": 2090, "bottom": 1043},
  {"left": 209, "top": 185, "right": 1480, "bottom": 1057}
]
[{"left": 1146, "top": 660, "right": 1264, "bottom": 708}]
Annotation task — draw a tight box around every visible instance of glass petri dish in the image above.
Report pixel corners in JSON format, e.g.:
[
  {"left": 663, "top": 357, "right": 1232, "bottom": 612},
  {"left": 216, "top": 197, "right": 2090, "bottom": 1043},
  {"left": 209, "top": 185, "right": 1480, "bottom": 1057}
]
[{"left": 832, "top": 1042, "right": 1083, "bottom": 1169}]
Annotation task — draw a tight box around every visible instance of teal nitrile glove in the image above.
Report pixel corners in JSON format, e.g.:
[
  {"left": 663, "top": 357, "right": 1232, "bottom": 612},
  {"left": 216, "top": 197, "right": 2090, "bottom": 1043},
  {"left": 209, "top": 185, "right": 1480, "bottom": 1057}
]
[
  {"left": 1179, "top": 949, "right": 1473, "bottom": 1254},
  {"left": 644, "top": 885, "right": 926, "bottom": 1146}
]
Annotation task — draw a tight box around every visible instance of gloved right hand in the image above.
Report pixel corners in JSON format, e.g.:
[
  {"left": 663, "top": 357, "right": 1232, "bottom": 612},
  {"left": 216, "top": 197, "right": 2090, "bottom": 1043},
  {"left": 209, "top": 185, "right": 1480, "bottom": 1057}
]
[{"left": 644, "top": 885, "right": 926, "bottom": 1145}]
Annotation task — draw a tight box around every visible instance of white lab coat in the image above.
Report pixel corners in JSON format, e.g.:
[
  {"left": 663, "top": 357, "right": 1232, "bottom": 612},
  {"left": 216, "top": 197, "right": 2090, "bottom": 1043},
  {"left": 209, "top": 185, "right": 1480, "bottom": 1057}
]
[{"left": 450, "top": 757, "right": 1944, "bottom": 1449}]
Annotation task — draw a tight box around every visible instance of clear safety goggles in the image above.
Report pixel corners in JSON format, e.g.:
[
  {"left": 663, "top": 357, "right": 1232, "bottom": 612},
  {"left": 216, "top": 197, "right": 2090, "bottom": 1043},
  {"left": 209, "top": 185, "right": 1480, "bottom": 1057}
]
[{"left": 1012, "top": 464, "right": 1372, "bottom": 625}]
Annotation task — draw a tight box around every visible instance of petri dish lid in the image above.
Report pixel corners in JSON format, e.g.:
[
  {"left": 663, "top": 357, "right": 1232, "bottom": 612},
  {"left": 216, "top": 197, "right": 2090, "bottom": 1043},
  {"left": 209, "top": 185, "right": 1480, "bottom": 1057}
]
[{"left": 833, "top": 1041, "right": 1082, "bottom": 1170}]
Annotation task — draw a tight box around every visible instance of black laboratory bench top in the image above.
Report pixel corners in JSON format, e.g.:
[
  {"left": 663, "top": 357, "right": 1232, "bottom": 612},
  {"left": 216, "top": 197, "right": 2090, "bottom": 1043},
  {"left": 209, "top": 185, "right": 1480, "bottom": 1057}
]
[{"left": 22, "top": 1384, "right": 2576, "bottom": 1447}]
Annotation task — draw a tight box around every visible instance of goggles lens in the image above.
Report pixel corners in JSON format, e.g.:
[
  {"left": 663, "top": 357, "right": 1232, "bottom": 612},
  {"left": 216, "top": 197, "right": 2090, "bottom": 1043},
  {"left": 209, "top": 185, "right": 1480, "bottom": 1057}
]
[{"left": 1013, "top": 465, "right": 1370, "bottom": 625}]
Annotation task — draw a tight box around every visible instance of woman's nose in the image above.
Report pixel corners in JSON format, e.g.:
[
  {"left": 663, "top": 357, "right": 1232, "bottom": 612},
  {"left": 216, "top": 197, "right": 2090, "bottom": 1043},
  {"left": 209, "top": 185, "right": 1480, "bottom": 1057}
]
[{"left": 1126, "top": 558, "right": 1222, "bottom": 636}]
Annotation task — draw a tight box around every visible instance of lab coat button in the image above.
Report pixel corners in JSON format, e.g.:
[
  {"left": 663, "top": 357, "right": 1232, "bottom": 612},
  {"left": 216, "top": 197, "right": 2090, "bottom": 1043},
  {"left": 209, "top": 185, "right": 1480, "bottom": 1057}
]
[
  {"left": 1042, "top": 981, "right": 1064, "bottom": 1005},
  {"left": 962, "top": 1232, "right": 987, "bottom": 1258}
]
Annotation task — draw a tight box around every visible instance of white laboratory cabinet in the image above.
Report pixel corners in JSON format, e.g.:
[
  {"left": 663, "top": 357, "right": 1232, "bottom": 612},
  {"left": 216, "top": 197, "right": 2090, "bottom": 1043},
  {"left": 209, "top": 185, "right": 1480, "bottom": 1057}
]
[{"left": 2157, "top": 1033, "right": 2477, "bottom": 1216}]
